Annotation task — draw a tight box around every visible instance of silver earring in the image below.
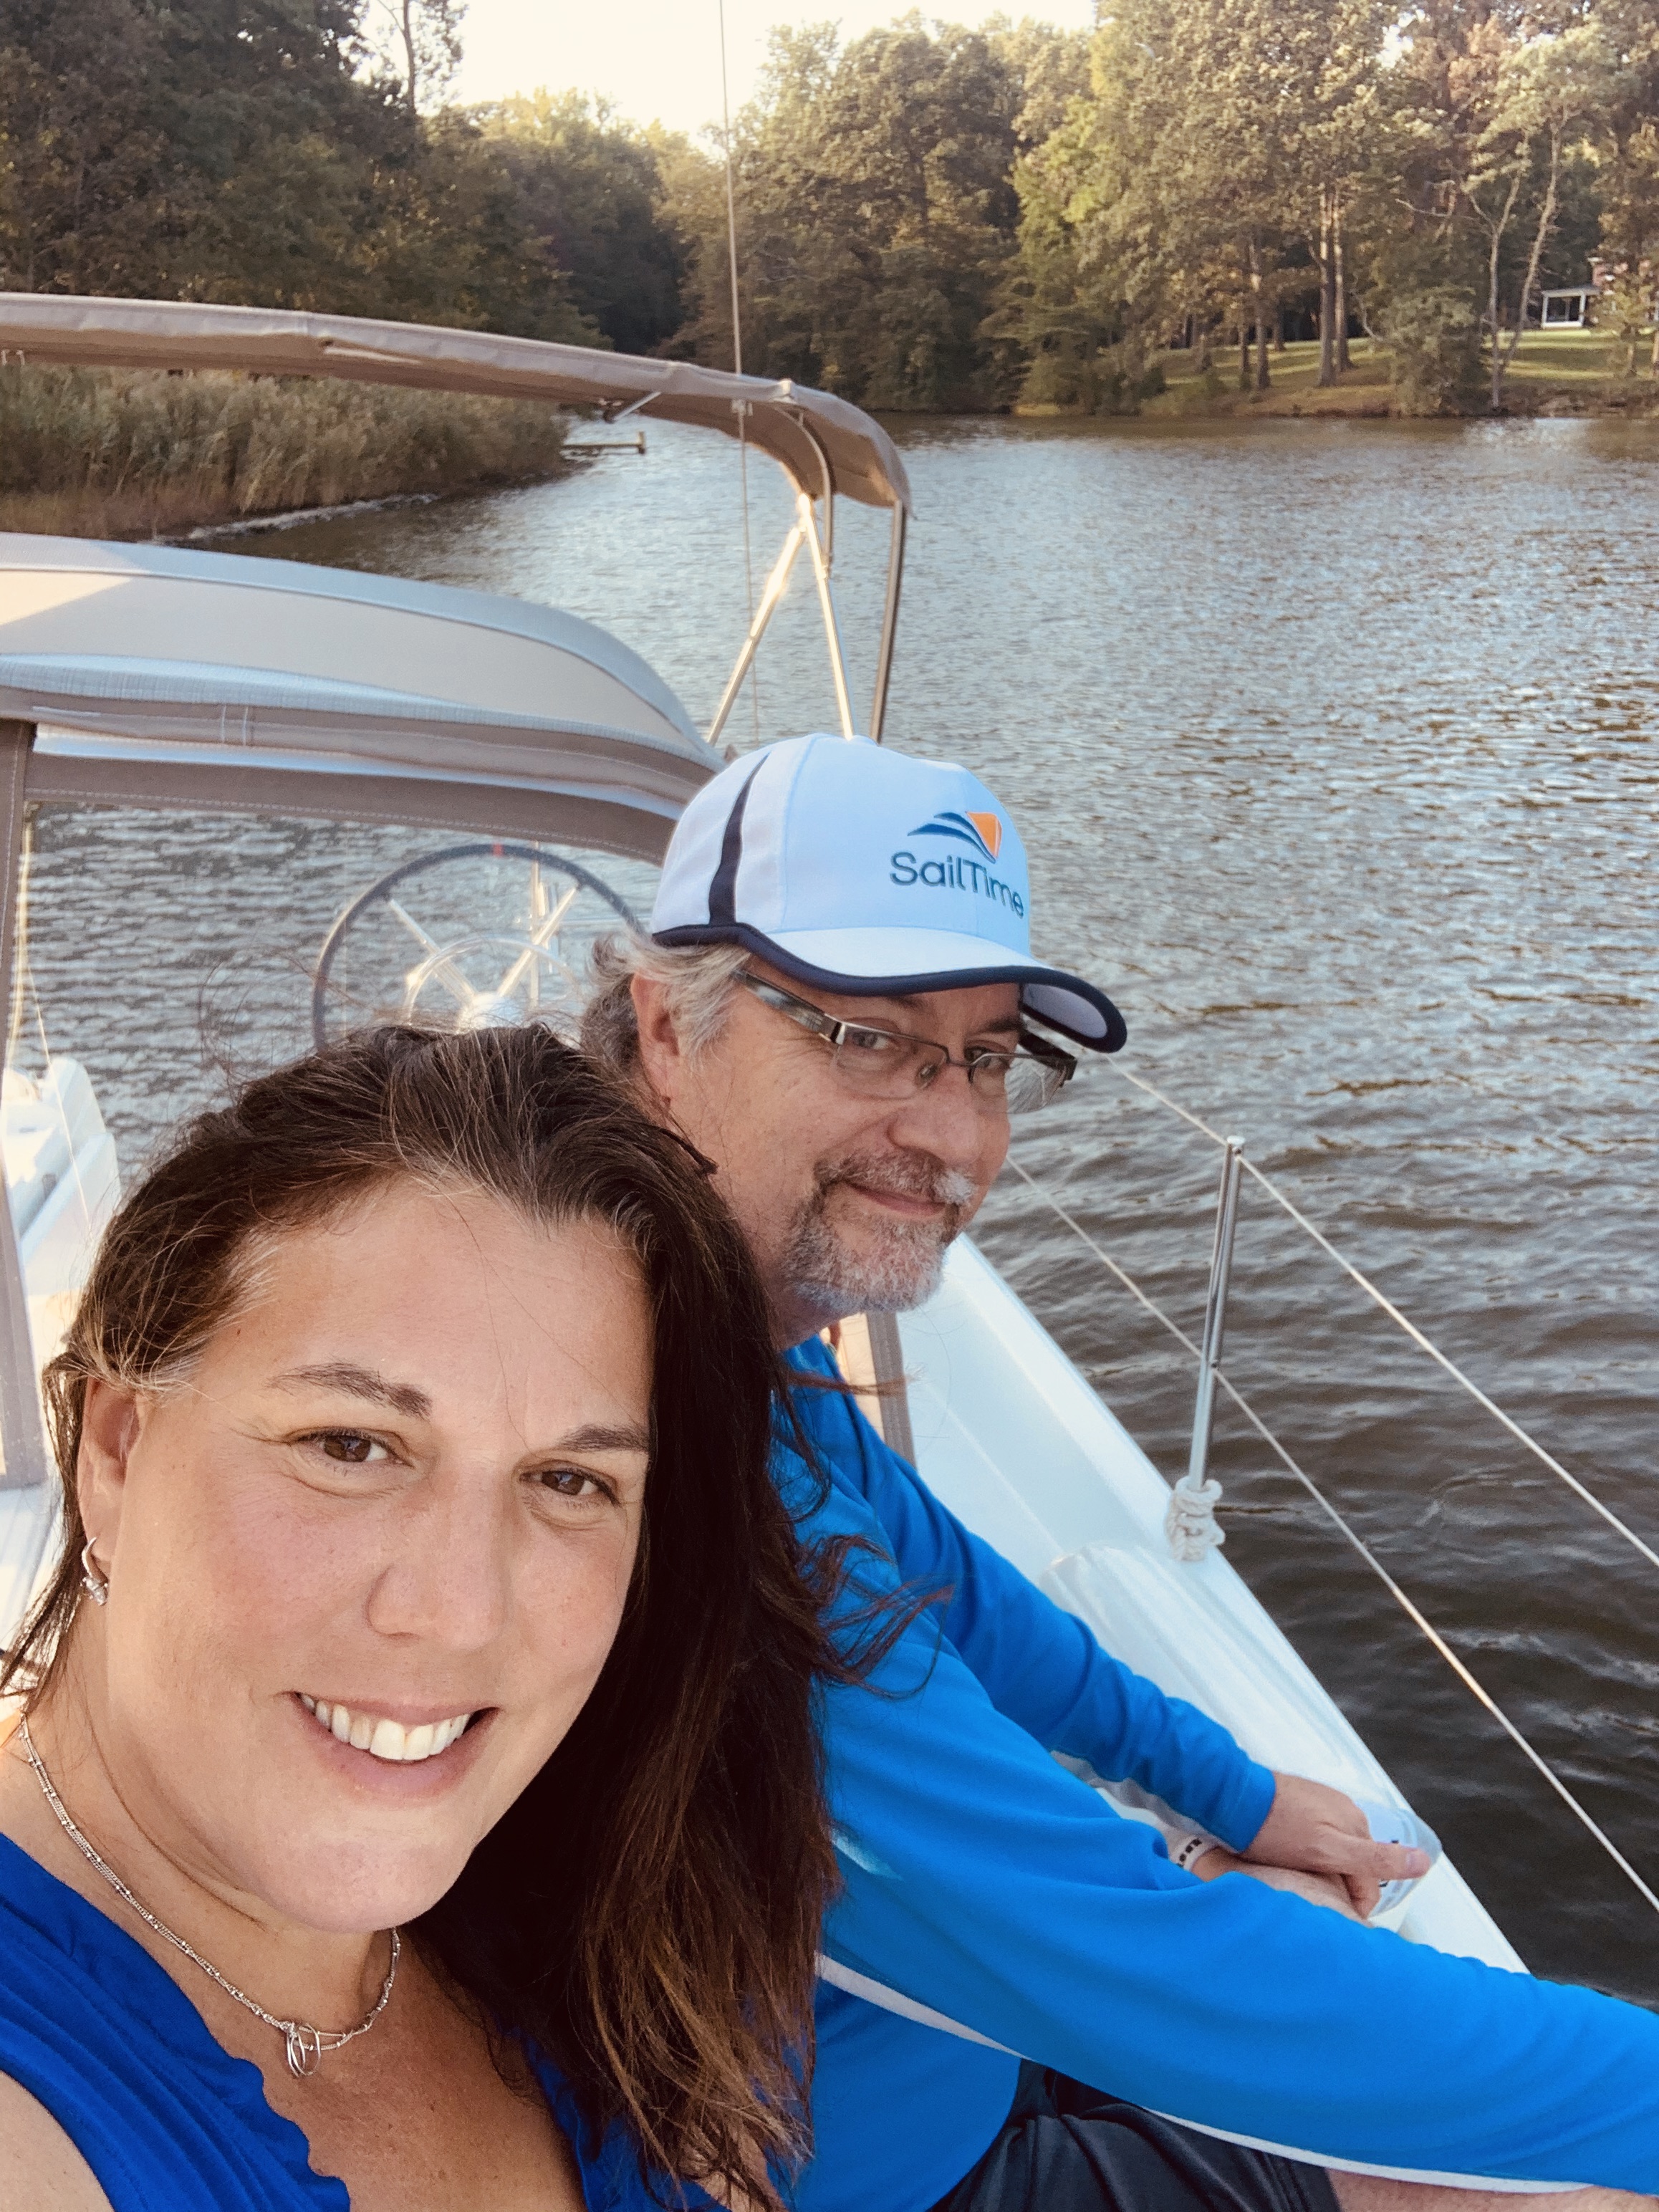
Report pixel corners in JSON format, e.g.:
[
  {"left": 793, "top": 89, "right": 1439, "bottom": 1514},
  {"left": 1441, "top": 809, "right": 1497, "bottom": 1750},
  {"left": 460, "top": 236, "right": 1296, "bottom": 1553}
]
[{"left": 79, "top": 1535, "right": 108, "bottom": 1607}]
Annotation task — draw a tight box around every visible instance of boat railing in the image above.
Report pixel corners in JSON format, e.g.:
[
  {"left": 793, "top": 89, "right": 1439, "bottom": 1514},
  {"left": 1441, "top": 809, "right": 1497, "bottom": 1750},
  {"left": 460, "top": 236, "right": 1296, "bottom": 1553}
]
[{"left": 1006, "top": 1068, "right": 1659, "bottom": 1924}]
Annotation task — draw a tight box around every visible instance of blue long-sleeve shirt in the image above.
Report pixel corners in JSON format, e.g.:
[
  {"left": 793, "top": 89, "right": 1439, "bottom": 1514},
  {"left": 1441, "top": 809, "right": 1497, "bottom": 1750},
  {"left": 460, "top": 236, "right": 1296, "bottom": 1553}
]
[{"left": 782, "top": 1336, "right": 1659, "bottom": 2212}]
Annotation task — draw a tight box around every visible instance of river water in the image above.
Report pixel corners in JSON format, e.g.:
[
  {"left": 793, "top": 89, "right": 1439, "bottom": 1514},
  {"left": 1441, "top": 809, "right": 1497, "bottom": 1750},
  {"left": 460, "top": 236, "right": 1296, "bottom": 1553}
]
[{"left": 21, "top": 415, "right": 1659, "bottom": 1999}]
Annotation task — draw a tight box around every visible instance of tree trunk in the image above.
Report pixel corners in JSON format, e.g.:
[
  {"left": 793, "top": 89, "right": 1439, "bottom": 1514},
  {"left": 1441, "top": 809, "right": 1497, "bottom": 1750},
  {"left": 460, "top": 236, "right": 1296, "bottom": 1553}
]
[
  {"left": 1196, "top": 317, "right": 1213, "bottom": 372},
  {"left": 1651, "top": 314, "right": 1659, "bottom": 375},
  {"left": 1238, "top": 304, "right": 1251, "bottom": 392},
  {"left": 1335, "top": 198, "right": 1350, "bottom": 373},
  {"left": 1484, "top": 170, "right": 1524, "bottom": 411},
  {"left": 1492, "top": 126, "right": 1562, "bottom": 412},
  {"left": 1318, "top": 184, "right": 1336, "bottom": 387},
  {"left": 1274, "top": 304, "right": 1285, "bottom": 353},
  {"left": 400, "top": 0, "right": 419, "bottom": 116},
  {"left": 1249, "top": 234, "right": 1269, "bottom": 391}
]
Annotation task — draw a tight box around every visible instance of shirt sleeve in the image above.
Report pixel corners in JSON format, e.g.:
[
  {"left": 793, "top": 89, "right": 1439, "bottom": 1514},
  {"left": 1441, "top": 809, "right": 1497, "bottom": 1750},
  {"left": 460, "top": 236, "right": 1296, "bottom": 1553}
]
[
  {"left": 787, "top": 1349, "right": 1659, "bottom": 2192},
  {"left": 798, "top": 1345, "right": 1274, "bottom": 1849}
]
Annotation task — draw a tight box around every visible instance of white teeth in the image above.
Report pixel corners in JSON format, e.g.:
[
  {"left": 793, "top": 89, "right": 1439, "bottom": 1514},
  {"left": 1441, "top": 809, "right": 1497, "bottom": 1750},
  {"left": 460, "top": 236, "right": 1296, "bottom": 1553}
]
[{"left": 299, "top": 1695, "right": 473, "bottom": 1763}]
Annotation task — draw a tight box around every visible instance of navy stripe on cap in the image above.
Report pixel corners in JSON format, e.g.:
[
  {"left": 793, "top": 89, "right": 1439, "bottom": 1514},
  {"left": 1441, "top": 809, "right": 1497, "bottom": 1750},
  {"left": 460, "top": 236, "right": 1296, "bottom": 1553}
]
[{"left": 706, "top": 759, "right": 761, "bottom": 925}]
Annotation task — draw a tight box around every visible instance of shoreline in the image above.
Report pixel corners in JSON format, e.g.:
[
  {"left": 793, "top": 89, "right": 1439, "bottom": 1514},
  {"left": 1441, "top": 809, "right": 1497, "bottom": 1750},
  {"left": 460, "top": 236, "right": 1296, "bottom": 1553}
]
[
  {"left": 1014, "top": 332, "right": 1659, "bottom": 425},
  {"left": 1014, "top": 388, "right": 1659, "bottom": 423}
]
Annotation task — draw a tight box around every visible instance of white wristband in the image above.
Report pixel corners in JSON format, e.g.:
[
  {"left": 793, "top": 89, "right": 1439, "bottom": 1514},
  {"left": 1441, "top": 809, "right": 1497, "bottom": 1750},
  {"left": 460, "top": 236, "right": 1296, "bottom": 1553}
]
[{"left": 1171, "top": 1832, "right": 1220, "bottom": 1874}]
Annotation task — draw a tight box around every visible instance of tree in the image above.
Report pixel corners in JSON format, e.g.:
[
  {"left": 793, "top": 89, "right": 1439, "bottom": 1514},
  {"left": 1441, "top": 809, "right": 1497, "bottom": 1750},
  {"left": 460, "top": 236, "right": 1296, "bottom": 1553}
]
[
  {"left": 0, "top": 0, "right": 174, "bottom": 293},
  {"left": 476, "top": 94, "right": 686, "bottom": 355},
  {"left": 365, "top": 0, "right": 465, "bottom": 118},
  {"left": 0, "top": 0, "right": 591, "bottom": 342},
  {"left": 658, "top": 15, "right": 1049, "bottom": 409},
  {"left": 1595, "top": 0, "right": 1659, "bottom": 371},
  {"left": 1464, "top": 23, "right": 1621, "bottom": 408}
]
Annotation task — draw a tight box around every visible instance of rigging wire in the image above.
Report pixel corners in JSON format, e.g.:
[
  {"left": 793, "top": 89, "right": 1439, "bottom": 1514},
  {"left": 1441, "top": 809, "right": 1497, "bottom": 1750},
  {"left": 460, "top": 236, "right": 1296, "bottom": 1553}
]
[
  {"left": 1003, "top": 1152, "right": 1659, "bottom": 1921},
  {"left": 1103, "top": 1058, "right": 1659, "bottom": 1579},
  {"left": 716, "top": 0, "right": 761, "bottom": 745}
]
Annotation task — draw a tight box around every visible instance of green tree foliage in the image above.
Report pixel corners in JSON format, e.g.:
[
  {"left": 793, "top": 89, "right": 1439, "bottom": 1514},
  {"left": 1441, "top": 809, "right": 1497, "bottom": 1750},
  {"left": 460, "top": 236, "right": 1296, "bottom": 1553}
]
[
  {"left": 660, "top": 14, "right": 1084, "bottom": 409},
  {"left": 996, "top": 0, "right": 1659, "bottom": 414},
  {"left": 6, "top": 0, "right": 1659, "bottom": 418},
  {"left": 1594, "top": 0, "right": 1659, "bottom": 368},
  {"left": 475, "top": 95, "right": 688, "bottom": 355},
  {"left": 0, "top": 0, "right": 597, "bottom": 340}
]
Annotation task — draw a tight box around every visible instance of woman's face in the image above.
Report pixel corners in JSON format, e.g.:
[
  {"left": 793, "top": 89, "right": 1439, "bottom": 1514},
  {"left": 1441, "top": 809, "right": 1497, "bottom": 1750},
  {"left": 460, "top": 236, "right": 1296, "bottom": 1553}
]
[{"left": 71, "top": 1180, "right": 651, "bottom": 1936}]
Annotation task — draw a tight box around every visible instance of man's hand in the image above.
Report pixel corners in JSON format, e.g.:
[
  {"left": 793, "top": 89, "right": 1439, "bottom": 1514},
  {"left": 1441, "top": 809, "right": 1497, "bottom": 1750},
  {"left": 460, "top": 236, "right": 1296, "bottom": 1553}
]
[
  {"left": 1191, "top": 1849, "right": 1362, "bottom": 1920},
  {"left": 1240, "top": 1774, "right": 1431, "bottom": 1918}
]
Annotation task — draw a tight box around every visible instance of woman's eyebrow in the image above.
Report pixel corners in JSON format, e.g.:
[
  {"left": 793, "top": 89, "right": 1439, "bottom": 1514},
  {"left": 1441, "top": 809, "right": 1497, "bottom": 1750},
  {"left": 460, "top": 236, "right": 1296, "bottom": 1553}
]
[
  {"left": 271, "top": 1362, "right": 432, "bottom": 1418},
  {"left": 554, "top": 1422, "right": 652, "bottom": 1456}
]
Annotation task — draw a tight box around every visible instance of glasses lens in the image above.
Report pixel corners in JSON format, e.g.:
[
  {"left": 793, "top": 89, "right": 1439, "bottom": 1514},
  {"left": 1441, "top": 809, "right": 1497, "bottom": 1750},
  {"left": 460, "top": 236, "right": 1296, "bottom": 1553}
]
[
  {"left": 1004, "top": 1053, "right": 1066, "bottom": 1115},
  {"left": 832, "top": 1026, "right": 938, "bottom": 1095}
]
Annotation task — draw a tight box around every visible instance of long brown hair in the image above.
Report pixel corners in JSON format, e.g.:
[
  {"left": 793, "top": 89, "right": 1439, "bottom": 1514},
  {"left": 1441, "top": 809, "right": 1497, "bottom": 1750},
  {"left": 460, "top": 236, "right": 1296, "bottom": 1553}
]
[{"left": 1, "top": 1024, "right": 855, "bottom": 2204}]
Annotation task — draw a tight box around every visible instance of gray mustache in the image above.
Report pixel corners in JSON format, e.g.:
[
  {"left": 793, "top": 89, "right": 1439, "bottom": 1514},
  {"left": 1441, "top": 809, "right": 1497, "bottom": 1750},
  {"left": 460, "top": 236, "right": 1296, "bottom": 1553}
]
[{"left": 818, "top": 1154, "right": 977, "bottom": 1210}]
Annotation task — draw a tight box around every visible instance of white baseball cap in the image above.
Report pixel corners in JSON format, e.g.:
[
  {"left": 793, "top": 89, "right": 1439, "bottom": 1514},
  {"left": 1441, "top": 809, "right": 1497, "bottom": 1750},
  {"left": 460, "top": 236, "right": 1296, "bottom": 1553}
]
[{"left": 651, "top": 734, "right": 1125, "bottom": 1050}]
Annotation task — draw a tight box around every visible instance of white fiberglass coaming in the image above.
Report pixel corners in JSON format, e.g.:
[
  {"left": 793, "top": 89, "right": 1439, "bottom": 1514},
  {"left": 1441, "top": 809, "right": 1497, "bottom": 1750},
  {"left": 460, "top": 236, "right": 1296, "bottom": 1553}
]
[{"left": 0, "top": 299, "right": 1521, "bottom": 1999}]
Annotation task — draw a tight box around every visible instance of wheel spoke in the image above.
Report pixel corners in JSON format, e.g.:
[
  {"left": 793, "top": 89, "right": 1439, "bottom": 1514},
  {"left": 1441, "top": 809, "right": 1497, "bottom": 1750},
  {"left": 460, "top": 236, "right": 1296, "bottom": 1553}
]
[
  {"left": 496, "top": 883, "right": 580, "bottom": 999},
  {"left": 388, "top": 900, "right": 474, "bottom": 1006}
]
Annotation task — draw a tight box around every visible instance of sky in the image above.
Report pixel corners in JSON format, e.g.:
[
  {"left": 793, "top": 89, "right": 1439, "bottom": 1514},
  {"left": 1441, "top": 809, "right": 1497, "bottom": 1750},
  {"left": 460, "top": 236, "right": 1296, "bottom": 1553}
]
[{"left": 452, "top": 1, "right": 1097, "bottom": 140}]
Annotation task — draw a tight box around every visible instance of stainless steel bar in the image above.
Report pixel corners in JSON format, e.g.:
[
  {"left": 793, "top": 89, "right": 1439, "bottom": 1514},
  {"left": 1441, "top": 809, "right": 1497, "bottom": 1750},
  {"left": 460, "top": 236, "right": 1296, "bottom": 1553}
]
[
  {"left": 0, "top": 721, "right": 48, "bottom": 1491},
  {"left": 865, "top": 1309, "right": 915, "bottom": 1465},
  {"left": 798, "top": 492, "right": 857, "bottom": 741},
  {"left": 706, "top": 521, "right": 806, "bottom": 747},
  {"left": 870, "top": 504, "right": 907, "bottom": 744},
  {"left": 794, "top": 417, "right": 836, "bottom": 567},
  {"left": 1185, "top": 1136, "right": 1244, "bottom": 1491}
]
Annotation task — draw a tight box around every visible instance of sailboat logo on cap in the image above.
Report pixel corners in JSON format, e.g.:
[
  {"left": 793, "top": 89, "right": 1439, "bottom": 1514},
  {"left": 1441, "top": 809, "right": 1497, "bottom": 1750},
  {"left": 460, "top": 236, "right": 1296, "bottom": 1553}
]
[{"left": 908, "top": 809, "right": 1004, "bottom": 862}]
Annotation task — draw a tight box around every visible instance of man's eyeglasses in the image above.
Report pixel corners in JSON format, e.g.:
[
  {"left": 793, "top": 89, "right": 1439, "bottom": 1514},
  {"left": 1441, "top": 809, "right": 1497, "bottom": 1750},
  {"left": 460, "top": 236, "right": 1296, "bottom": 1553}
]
[{"left": 735, "top": 971, "right": 1076, "bottom": 1115}]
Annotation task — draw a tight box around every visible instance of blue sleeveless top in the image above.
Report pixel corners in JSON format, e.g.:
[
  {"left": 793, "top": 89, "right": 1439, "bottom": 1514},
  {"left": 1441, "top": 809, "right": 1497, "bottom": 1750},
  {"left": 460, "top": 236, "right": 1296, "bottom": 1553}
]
[{"left": 0, "top": 1831, "right": 693, "bottom": 2211}]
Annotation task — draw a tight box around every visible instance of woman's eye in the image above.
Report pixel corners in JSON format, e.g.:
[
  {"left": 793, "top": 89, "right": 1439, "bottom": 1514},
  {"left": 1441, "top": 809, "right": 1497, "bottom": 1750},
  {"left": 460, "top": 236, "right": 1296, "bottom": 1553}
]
[
  {"left": 537, "top": 1466, "right": 610, "bottom": 1501},
  {"left": 310, "top": 1430, "right": 388, "bottom": 1465}
]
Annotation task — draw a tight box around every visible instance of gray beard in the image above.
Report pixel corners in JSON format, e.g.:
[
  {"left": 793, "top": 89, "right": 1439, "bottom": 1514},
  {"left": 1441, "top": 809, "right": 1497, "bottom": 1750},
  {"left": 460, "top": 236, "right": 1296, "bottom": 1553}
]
[{"left": 780, "top": 1148, "right": 978, "bottom": 1324}]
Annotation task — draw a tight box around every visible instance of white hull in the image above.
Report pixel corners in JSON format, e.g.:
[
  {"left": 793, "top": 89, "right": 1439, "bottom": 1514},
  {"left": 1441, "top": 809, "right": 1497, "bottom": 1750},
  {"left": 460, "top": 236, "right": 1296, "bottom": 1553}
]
[{"left": 895, "top": 1236, "right": 1524, "bottom": 1972}]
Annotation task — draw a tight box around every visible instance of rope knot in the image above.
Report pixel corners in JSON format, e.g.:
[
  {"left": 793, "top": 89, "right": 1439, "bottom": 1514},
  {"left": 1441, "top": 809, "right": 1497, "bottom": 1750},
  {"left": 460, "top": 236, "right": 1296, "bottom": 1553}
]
[{"left": 1165, "top": 1472, "right": 1225, "bottom": 1562}]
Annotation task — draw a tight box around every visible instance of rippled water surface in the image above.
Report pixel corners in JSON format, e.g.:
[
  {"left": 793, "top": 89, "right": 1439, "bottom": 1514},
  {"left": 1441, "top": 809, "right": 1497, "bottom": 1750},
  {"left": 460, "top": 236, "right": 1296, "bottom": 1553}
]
[{"left": 23, "top": 415, "right": 1659, "bottom": 1996}]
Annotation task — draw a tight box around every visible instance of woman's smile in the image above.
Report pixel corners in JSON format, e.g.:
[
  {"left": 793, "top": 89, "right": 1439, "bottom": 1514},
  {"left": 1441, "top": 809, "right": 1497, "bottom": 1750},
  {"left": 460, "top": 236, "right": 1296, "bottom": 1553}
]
[{"left": 295, "top": 1694, "right": 479, "bottom": 1764}]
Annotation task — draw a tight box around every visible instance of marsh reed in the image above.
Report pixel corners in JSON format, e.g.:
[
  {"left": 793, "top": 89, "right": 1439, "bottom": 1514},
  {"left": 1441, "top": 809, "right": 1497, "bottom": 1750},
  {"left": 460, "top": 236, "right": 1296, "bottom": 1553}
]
[{"left": 0, "top": 366, "right": 570, "bottom": 537}]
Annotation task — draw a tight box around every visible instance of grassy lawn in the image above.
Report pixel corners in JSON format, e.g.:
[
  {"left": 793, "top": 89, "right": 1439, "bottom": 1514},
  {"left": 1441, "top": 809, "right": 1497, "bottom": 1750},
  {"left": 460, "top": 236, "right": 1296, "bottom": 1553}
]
[
  {"left": 1503, "top": 327, "right": 1627, "bottom": 384},
  {"left": 1142, "top": 336, "right": 1393, "bottom": 417},
  {"left": 1085, "top": 326, "right": 1658, "bottom": 418}
]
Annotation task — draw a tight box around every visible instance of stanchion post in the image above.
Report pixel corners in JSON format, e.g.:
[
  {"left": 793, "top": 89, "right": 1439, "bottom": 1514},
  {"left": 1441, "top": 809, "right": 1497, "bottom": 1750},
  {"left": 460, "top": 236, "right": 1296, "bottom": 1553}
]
[{"left": 1186, "top": 1136, "right": 1244, "bottom": 1493}]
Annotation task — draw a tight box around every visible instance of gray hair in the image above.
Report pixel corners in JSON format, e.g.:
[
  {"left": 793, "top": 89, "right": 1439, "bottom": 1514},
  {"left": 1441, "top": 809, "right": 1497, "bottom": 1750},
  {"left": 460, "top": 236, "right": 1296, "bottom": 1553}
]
[{"left": 582, "top": 931, "right": 749, "bottom": 1076}]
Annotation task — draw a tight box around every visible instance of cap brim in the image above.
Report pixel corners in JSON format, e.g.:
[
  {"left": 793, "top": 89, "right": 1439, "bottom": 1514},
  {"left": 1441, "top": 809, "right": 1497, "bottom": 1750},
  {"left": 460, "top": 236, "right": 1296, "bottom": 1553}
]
[{"left": 654, "top": 922, "right": 1127, "bottom": 1052}]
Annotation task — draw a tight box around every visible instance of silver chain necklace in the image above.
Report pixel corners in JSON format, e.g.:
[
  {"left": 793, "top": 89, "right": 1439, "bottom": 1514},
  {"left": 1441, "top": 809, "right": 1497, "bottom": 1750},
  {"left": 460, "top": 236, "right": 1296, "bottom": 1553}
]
[{"left": 18, "top": 1714, "right": 400, "bottom": 2078}]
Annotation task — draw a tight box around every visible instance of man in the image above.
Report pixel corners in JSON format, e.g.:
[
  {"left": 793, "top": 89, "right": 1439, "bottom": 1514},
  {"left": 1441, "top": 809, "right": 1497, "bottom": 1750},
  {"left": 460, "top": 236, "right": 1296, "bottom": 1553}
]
[{"left": 582, "top": 731, "right": 1659, "bottom": 2212}]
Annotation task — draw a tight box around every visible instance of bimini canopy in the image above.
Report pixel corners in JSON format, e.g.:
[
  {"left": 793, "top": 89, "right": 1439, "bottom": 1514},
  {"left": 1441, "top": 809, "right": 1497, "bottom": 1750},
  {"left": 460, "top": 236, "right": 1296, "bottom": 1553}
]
[
  {"left": 0, "top": 294, "right": 913, "bottom": 517},
  {"left": 0, "top": 536, "right": 718, "bottom": 862}
]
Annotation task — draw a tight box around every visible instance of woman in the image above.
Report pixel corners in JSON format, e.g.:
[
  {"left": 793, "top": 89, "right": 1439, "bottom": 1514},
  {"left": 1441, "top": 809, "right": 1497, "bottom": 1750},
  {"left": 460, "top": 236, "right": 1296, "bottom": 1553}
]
[{"left": 0, "top": 1024, "right": 847, "bottom": 2211}]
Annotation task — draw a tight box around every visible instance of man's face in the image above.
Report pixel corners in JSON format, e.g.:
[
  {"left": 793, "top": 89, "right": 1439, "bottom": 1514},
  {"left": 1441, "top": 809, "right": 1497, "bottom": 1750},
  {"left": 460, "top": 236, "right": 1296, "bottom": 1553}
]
[{"left": 633, "top": 956, "right": 1020, "bottom": 1345}]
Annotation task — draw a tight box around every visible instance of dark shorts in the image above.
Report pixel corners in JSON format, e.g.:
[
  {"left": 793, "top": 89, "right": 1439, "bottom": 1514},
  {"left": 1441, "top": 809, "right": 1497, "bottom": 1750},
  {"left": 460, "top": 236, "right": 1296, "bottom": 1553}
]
[{"left": 926, "top": 2064, "right": 1341, "bottom": 2212}]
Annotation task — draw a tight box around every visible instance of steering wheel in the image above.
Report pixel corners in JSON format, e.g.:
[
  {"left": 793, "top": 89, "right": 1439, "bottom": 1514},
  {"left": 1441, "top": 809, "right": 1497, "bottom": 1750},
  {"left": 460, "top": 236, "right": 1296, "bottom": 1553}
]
[{"left": 312, "top": 842, "right": 638, "bottom": 1049}]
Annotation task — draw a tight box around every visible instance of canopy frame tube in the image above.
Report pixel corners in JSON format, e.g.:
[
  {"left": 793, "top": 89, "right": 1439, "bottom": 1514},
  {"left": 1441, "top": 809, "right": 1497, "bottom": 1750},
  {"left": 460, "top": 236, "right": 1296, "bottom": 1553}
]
[
  {"left": 0, "top": 720, "right": 47, "bottom": 1494},
  {"left": 706, "top": 521, "right": 807, "bottom": 750},
  {"left": 870, "top": 504, "right": 906, "bottom": 744}
]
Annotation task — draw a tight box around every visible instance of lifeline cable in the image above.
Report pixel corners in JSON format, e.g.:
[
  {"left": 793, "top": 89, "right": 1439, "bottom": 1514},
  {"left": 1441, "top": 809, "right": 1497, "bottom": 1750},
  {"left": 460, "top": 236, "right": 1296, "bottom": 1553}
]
[
  {"left": 1102, "top": 1059, "right": 1659, "bottom": 1579},
  {"left": 1004, "top": 1151, "right": 1659, "bottom": 1921}
]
